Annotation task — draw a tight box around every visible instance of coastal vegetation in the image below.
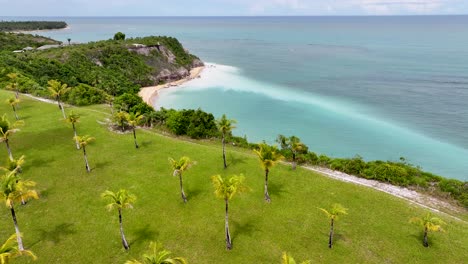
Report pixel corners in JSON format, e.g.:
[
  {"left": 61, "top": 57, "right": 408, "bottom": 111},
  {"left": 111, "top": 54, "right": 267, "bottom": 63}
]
[
  {"left": 0, "top": 21, "right": 67, "bottom": 32},
  {"left": 0, "top": 91, "right": 466, "bottom": 263},
  {"left": 0, "top": 32, "right": 61, "bottom": 52}
]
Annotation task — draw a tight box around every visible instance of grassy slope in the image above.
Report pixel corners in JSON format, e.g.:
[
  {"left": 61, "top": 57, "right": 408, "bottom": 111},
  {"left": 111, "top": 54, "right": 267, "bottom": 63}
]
[{"left": 0, "top": 90, "right": 466, "bottom": 264}]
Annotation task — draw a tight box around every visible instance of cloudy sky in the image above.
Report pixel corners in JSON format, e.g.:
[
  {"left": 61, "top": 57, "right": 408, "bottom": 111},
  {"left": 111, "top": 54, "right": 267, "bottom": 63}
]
[{"left": 0, "top": 0, "right": 467, "bottom": 16}]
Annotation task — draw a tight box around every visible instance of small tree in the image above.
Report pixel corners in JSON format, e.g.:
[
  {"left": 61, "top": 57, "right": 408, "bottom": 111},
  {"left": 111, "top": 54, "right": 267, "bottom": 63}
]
[
  {"left": 168, "top": 157, "right": 194, "bottom": 203},
  {"left": 253, "top": 143, "right": 284, "bottom": 203},
  {"left": 0, "top": 114, "right": 23, "bottom": 161},
  {"left": 276, "top": 135, "right": 307, "bottom": 170},
  {"left": 216, "top": 114, "right": 237, "bottom": 169},
  {"left": 65, "top": 111, "right": 81, "bottom": 150},
  {"left": 0, "top": 233, "right": 37, "bottom": 263},
  {"left": 125, "top": 112, "right": 144, "bottom": 149},
  {"left": 0, "top": 172, "right": 39, "bottom": 250},
  {"left": 319, "top": 203, "right": 348, "bottom": 249},
  {"left": 0, "top": 155, "right": 25, "bottom": 175},
  {"left": 47, "top": 80, "right": 70, "bottom": 119},
  {"left": 67, "top": 38, "right": 71, "bottom": 45},
  {"left": 114, "top": 111, "right": 128, "bottom": 132},
  {"left": 281, "top": 252, "right": 310, "bottom": 264},
  {"left": 211, "top": 174, "right": 248, "bottom": 250},
  {"left": 101, "top": 189, "right": 136, "bottom": 251},
  {"left": 410, "top": 213, "right": 445, "bottom": 247},
  {"left": 5, "top": 73, "right": 20, "bottom": 99},
  {"left": 125, "top": 241, "right": 187, "bottom": 264},
  {"left": 74, "top": 135, "right": 95, "bottom": 173},
  {"left": 6, "top": 98, "right": 20, "bottom": 121},
  {"left": 114, "top": 32, "right": 126, "bottom": 41}
]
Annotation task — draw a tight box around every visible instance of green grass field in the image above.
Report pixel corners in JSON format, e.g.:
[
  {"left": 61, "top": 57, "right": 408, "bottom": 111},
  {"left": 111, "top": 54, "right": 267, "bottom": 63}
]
[{"left": 0, "top": 90, "right": 467, "bottom": 264}]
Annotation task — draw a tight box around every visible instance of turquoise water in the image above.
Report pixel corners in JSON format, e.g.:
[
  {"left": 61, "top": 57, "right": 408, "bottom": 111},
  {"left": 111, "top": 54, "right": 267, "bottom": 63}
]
[{"left": 7, "top": 16, "right": 468, "bottom": 180}]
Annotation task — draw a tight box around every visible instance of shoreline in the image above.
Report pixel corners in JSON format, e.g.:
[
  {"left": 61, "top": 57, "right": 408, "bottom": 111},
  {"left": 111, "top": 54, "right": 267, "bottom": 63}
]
[
  {"left": 138, "top": 66, "right": 205, "bottom": 107},
  {"left": 9, "top": 25, "right": 71, "bottom": 34}
]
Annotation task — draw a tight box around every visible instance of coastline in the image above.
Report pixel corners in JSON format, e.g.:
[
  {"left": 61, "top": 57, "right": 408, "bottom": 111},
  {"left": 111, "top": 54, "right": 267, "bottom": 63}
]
[
  {"left": 10, "top": 25, "right": 71, "bottom": 34},
  {"left": 139, "top": 66, "right": 205, "bottom": 107}
]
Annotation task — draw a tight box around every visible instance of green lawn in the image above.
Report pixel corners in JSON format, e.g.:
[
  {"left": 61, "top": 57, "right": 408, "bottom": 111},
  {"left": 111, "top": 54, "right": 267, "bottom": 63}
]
[{"left": 0, "top": 90, "right": 467, "bottom": 264}]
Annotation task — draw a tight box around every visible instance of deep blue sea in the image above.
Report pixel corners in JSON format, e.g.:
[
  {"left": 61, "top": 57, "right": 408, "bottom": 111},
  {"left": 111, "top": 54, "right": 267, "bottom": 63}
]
[{"left": 5, "top": 16, "right": 468, "bottom": 180}]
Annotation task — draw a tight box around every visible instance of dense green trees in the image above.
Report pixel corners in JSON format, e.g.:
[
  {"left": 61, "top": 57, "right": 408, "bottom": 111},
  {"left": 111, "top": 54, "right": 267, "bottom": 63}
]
[
  {"left": 165, "top": 109, "right": 217, "bottom": 139},
  {"left": 319, "top": 204, "right": 348, "bottom": 249},
  {"left": 101, "top": 189, "right": 136, "bottom": 251},
  {"left": 216, "top": 114, "right": 236, "bottom": 169},
  {"left": 211, "top": 174, "right": 248, "bottom": 250},
  {"left": 254, "top": 143, "right": 284, "bottom": 203},
  {"left": 114, "top": 32, "right": 126, "bottom": 41},
  {"left": 410, "top": 213, "right": 445, "bottom": 247},
  {"left": 0, "top": 21, "right": 67, "bottom": 31}
]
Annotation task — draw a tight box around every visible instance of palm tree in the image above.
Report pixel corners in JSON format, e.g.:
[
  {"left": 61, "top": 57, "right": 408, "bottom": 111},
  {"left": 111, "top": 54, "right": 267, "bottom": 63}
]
[
  {"left": 74, "top": 135, "right": 95, "bottom": 173},
  {"left": 6, "top": 98, "right": 20, "bottom": 121},
  {"left": 168, "top": 157, "right": 194, "bottom": 203},
  {"left": 66, "top": 111, "right": 81, "bottom": 150},
  {"left": 101, "top": 189, "right": 136, "bottom": 251},
  {"left": 410, "top": 213, "right": 445, "bottom": 247},
  {"left": 125, "top": 241, "right": 187, "bottom": 264},
  {"left": 67, "top": 38, "right": 71, "bottom": 45},
  {"left": 125, "top": 112, "right": 144, "bottom": 149},
  {"left": 319, "top": 203, "right": 348, "bottom": 249},
  {"left": 253, "top": 143, "right": 284, "bottom": 203},
  {"left": 114, "top": 111, "right": 128, "bottom": 132},
  {"left": 216, "top": 114, "right": 237, "bottom": 169},
  {"left": 0, "top": 114, "right": 23, "bottom": 161},
  {"left": 211, "top": 174, "right": 248, "bottom": 250},
  {"left": 0, "top": 172, "right": 39, "bottom": 250},
  {"left": 0, "top": 233, "right": 37, "bottom": 263},
  {"left": 281, "top": 252, "right": 310, "bottom": 264},
  {"left": 5, "top": 73, "right": 20, "bottom": 99},
  {"left": 0, "top": 155, "right": 25, "bottom": 174},
  {"left": 47, "top": 79, "right": 70, "bottom": 119},
  {"left": 289, "top": 136, "right": 306, "bottom": 170}
]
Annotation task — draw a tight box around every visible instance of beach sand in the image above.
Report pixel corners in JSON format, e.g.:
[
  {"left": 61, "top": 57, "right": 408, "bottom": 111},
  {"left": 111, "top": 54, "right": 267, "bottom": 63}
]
[{"left": 139, "top": 66, "right": 205, "bottom": 107}]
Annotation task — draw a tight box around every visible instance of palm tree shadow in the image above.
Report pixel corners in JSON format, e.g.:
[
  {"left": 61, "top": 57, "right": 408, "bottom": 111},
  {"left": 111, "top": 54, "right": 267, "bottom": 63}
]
[
  {"left": 30, "top": 223, "right": 76, "bottom": 247},
  {"left": 188, "top": 188, "right": 204, "bottom": 201},
  {"left": 228, "top": 153, "right": 247, "bottom": 167},
  {"left": 27, "top": 157, "right": 55, "bottom": 170},
  {"left": 139, "top": 141, "right": 153, "bottom": 148},
  {"left": 231, "top": 220, "right": 257, "bottom": 244},
  {"left": 92, "top": 160, "right": 112, "bottom": 171},
  {"left": 268, "top": 182, "right": 289, "bottom": 198},
  {"left": 129, "top": 224, "right": 159, "bottom": 247}
]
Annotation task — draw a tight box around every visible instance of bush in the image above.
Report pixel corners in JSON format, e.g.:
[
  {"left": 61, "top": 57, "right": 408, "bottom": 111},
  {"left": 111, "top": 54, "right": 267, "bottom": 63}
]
[
  {"left": 113, "top": 32, "right": 126, "bottom": 41},
  {"left": 65, "top": 84, "right": 107, "bottom": 106},
  {"left": 165, "top": 108, "right": 217, "bottom": 139}
]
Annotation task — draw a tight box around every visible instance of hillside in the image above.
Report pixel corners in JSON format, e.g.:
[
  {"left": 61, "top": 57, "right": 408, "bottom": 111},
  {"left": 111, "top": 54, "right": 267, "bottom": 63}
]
[
  {"left": 0, "top": 32, "right": 61, "bottom": 51},
  {"left": 0, "top": 90, "right": 466, "bottom": 263}
]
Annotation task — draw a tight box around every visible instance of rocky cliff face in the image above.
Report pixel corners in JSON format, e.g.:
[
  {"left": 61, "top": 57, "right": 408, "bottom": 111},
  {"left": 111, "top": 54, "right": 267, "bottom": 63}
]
[{"left": 128, "top": 44, "right": 204, "bottom": 85}]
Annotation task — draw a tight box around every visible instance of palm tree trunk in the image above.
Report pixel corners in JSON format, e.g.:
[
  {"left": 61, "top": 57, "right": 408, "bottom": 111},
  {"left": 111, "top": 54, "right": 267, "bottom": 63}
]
[
  {"left": 15, "top": 90, "right": 19, "bottom": 99},
  {"left": 119, "top": 208, "right": 130, "bottom": 250},
  {"left": 12, "top": 106, "right": 19, "bottom": 120},
  {"left": 133, "top": 127, "right": 139, "bottom": 149},
  {"left": 60, "top": 102, "right": 66, "bottom": 119},
  {"left": 329, "top": 218, "right": 334, "bottom": 248},
  {"left": 10, "top": 203, "right": 24, "bottom": 251},
  {"left": 5, "top": 139, "right": 13, "bottom": 161},
  {"left": 423, "top": 227, "right": 429, "bottom": 247},
  {"left": 264, "top": 168, "right": 271, "bottom": 203},
  {"left": 82, "top": 146, "right": 90, "bottom": 172},
  {"left": 179, "top": 174, "right": 187, "bottom": 203},
  {"left": 225, "top": 198, "right": 232, "bottom": 250},
  {"left": 222, "top": 133, "right": 227, "bottom": 169},
  {"left": 109, "top": 101, "right": 114, "bottom": 115},
  {"left": 292, "top": 152, "right": 296, "bottom": 170},
  {"left": 72, "top": 123, "right": 80, "bottom": 150}
]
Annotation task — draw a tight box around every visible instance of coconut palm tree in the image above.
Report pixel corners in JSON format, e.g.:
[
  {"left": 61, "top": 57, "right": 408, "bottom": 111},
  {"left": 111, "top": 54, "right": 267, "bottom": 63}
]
[
  {"left": 281, "top": 252, "right": 310, "bottom": 264},
  {"left": 5, "top": 73, "right": 19, "bottom": 99},
  {"left": 101, "top": 189, "right": 136, "bottom": 251},
  {"left": 114, "top": 111, "right": 128, "bottom": 132},
  {"left": 74, "top": 135, "right": 95, "bottom": 173},
  {"left": 6, "top": 98, "right": 20, "bottom": 121},
  {"left": 125, "top": 112, "right": 144, "bottom": 149},
  {"left": 319, "top": 203, "right": 348, "bottom": 249},
  {"left": 168, "top": 157, "right": 194, "bottom": 203},
  {"left": 289, "top": 136, "right": 307, "bottom": 170},
  {"left": 47, "top": 79, "right": 70, "bottom": 119},
  {"left": 211, "top": 174, "right": 248, "bottom": 250},
  {"left": 0, "top": 233, "right": 37, "bottom": 263},
  {"left": 253, "top": 143, "right": 284, "bottom": 203},
  {"left": 0, "top": 155, "right": 25, "bottom": 174},
  {"left": 125, "top": 241, "right": 187, "bottom": 264},
  {"left": 410, "top": 213, "right": 445, "bottom": 247},
  {"left": 0, "top": 172, "right": 39, "bottom": 251},
  {"left": 65, "top": 111, "right": 81, "bottom": 150},
  {"left": 216, "top": 114, "right": 237, "bottom": 169},
  {"left": 0, "top": 114, "right": 23, "bottom": 161}
]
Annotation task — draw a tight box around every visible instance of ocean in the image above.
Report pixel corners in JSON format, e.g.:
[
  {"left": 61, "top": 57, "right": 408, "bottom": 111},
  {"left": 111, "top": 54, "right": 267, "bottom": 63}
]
[{"left": 6, "top": 16, "right": 468, "bottom": 180}]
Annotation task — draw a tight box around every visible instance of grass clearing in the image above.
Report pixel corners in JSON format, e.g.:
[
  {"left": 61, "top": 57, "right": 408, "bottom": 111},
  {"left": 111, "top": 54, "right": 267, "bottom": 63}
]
[{"left": 0, "top": 90, "right": 467, "bottom": 263}]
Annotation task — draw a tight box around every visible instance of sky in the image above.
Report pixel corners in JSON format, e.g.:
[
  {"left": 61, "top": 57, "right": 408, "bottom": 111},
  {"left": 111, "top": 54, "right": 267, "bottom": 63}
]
[{"left": 0, "top": 0, "right": 467, "bottom": 16}]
